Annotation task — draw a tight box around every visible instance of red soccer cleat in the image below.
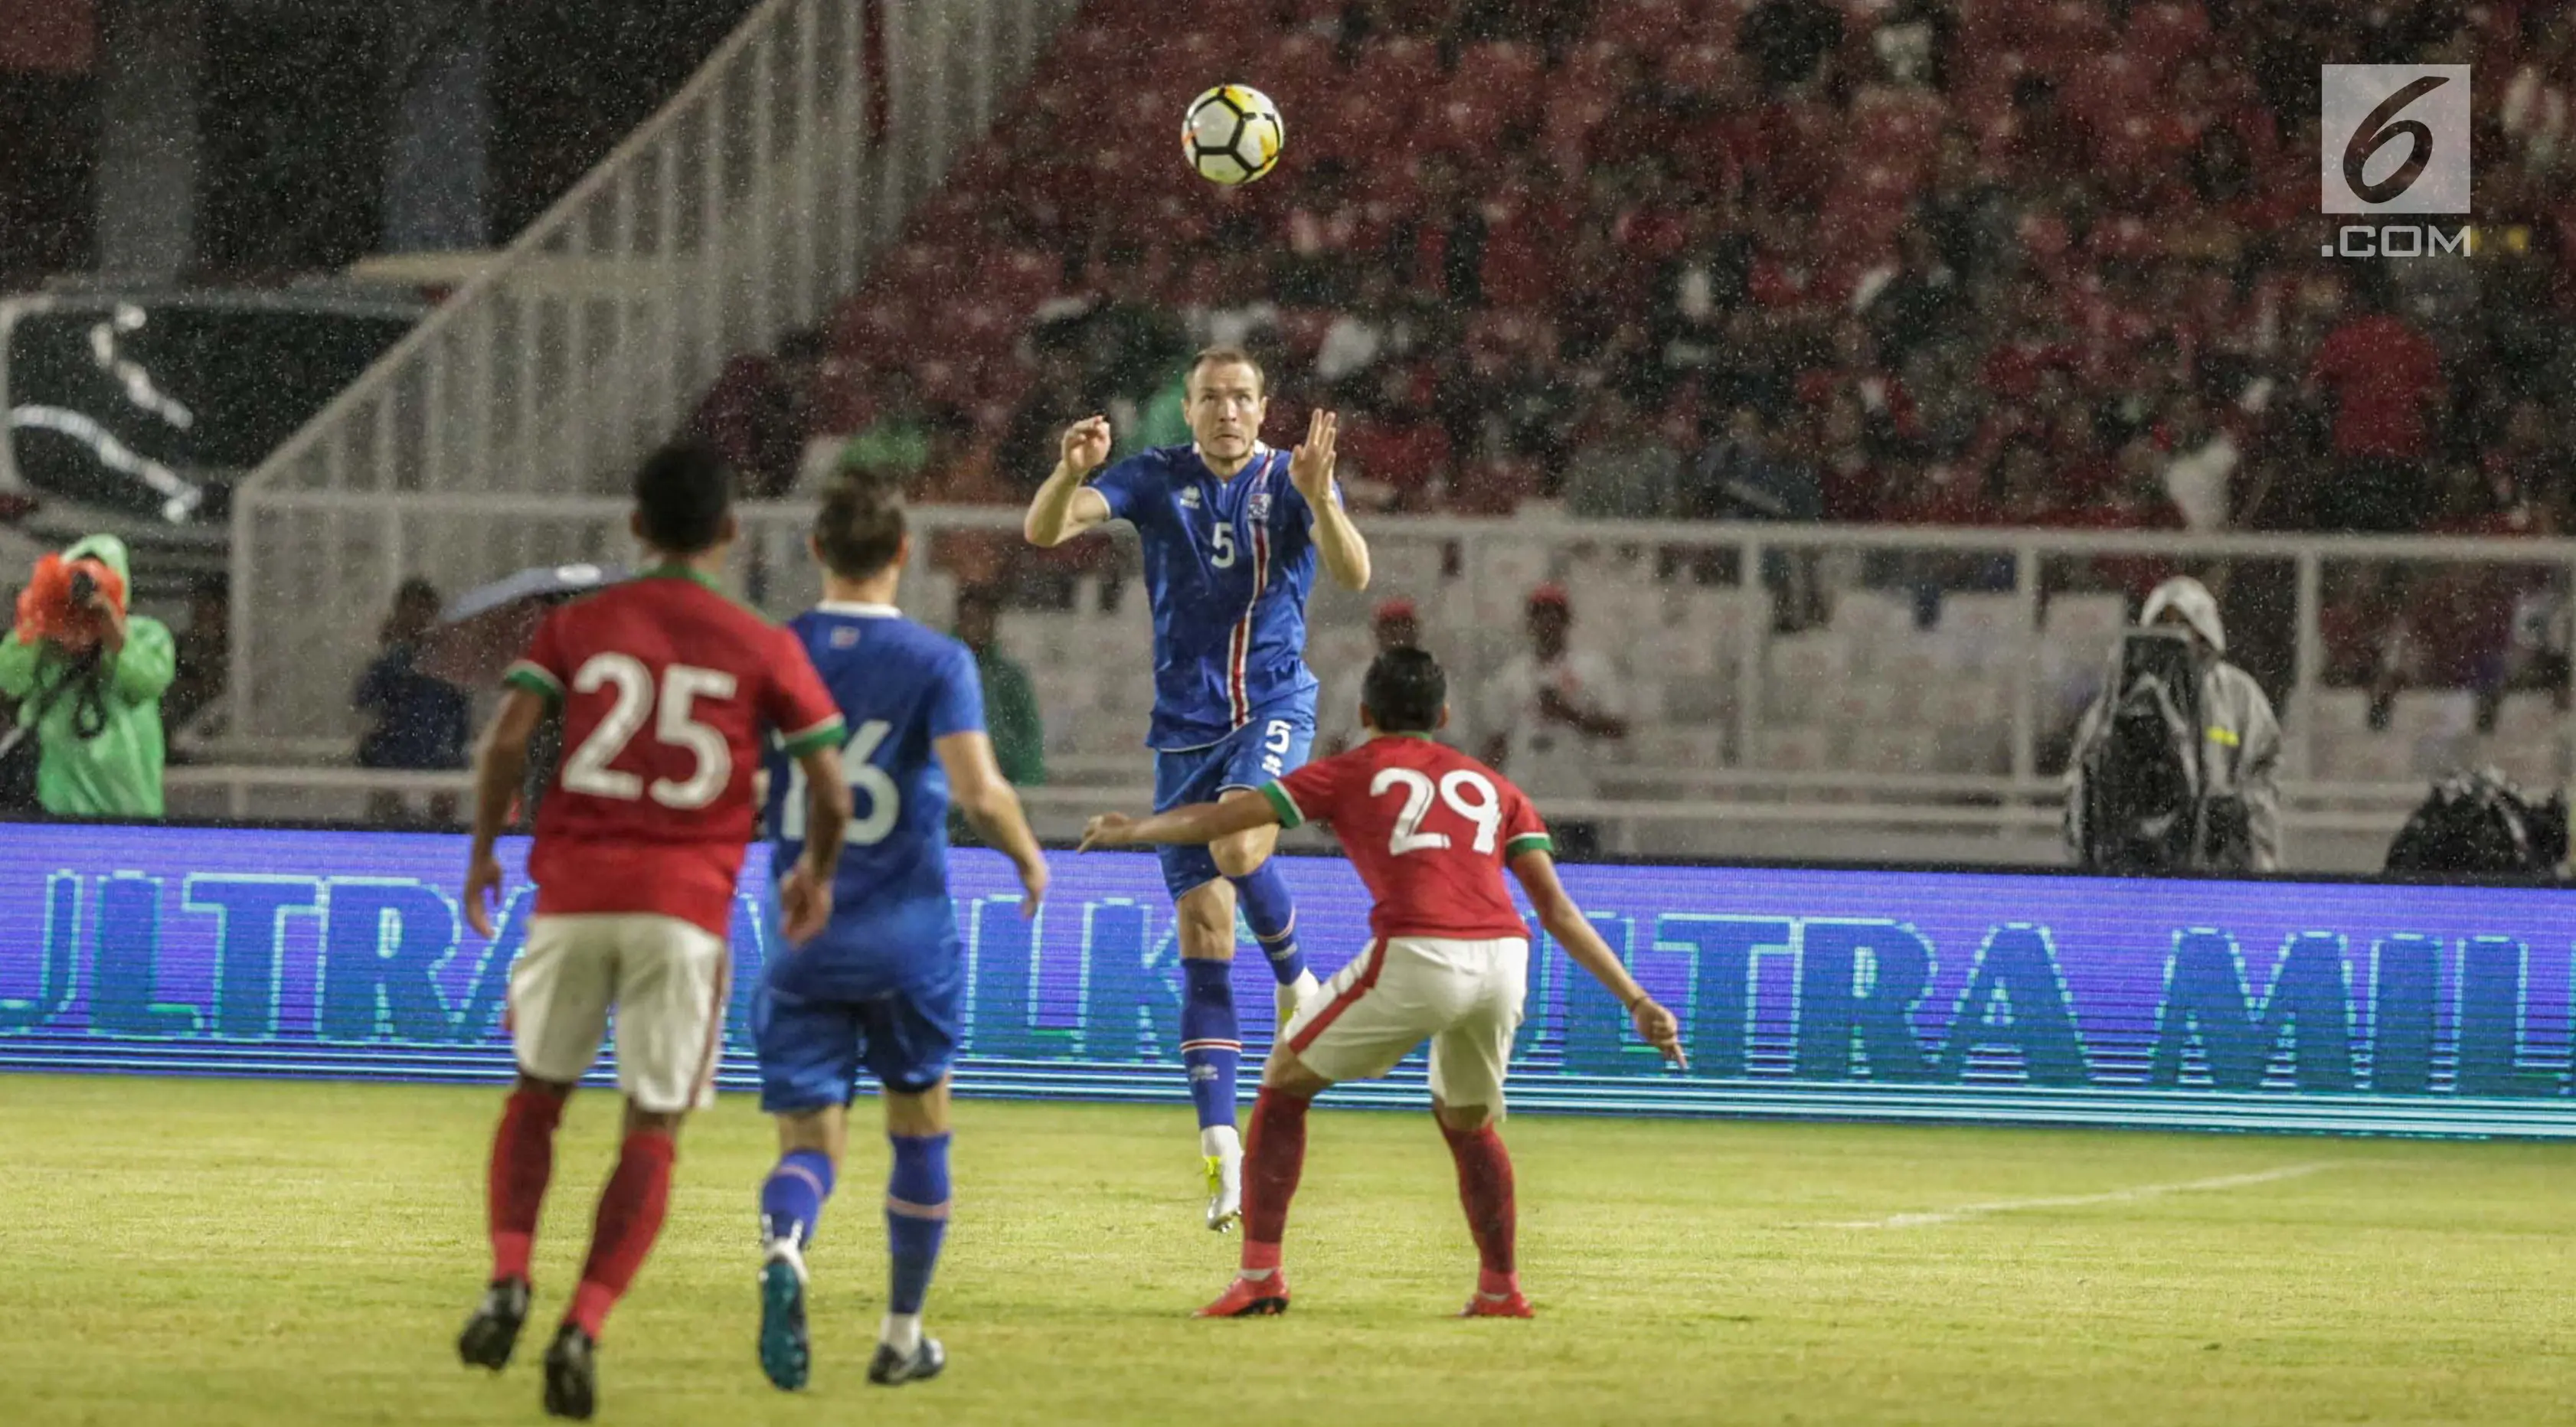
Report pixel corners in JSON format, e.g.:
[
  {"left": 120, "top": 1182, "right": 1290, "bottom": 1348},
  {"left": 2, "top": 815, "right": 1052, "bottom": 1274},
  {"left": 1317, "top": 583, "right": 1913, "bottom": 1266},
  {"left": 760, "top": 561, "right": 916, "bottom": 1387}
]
[
  {"left": 1460, "top": 1288, "right": 1534, "bottom": 1319},
  {"left": 1195, "top": 1272, "right": 1291, "bottom": 1318}
]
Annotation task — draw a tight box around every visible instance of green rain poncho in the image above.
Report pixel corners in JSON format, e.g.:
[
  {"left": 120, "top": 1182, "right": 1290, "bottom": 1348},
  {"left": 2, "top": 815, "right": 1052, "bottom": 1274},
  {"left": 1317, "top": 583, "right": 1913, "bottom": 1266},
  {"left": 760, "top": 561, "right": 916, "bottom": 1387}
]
[{"left": 0, "top": 534, "right": 176, "bottom": 818}]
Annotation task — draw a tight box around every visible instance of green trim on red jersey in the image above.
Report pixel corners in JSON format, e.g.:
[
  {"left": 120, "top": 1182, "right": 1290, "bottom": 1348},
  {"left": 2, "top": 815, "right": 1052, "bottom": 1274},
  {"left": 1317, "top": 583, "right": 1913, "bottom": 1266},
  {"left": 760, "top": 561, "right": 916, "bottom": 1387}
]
[
  {"left": 502, "top": 661, "right": 563, "bottom": 704},
  {"left": 778, "top": 716, "right": 848, "bottom": 759},
  {"left": 1258, "top": 780, "right": 1303, "bottom": 830}
]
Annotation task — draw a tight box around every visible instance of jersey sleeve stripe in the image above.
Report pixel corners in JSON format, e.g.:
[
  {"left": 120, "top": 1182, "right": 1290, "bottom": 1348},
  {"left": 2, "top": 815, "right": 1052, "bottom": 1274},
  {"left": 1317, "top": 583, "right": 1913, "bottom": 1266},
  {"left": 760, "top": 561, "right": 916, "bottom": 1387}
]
[
  {"left": 1505, "top": 831, "right": 1554, "bottom": 855},
  {"left": 502, "top": 661, "right": 563, "bottom": 702},
  {"left": 778, "top": 715, "right": 847, "bottom": 758},
  {"left": 1257, "top": 780, "right": 1303, "bottom": 830}
]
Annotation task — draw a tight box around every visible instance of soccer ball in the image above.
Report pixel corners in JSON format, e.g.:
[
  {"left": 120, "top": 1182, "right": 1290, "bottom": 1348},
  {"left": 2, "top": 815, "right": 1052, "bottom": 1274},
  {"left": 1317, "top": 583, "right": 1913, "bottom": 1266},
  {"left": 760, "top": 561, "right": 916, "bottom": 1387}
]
[{"left": 1183, "top": 84, "right": 1283, "bottom": 186}]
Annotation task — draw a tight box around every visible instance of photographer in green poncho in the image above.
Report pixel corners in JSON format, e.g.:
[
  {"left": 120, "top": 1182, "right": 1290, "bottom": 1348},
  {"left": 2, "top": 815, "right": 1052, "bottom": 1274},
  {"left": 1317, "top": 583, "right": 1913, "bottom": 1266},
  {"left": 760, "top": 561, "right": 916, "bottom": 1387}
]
[{"left": 0, "top": 534, "right": 176, "bottom": 818}]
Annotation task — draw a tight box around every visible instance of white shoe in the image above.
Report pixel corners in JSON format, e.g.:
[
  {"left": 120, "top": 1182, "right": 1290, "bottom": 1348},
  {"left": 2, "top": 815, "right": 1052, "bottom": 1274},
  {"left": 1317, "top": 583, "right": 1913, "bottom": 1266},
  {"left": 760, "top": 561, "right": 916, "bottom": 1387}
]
[
  {"left": 1274, "top": 968, "right": 1321, "bottom": 1037},
  {"left": 1201, "top": 1125, "right": 1244, "bottom": 1232}
]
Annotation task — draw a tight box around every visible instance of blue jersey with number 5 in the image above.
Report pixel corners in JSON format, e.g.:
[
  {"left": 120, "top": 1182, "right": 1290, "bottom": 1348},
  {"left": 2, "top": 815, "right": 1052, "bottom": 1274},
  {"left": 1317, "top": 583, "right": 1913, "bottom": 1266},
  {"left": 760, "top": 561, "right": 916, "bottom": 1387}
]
[
  {"left": 1090, "top": 442, "right": 1327, "bottom": 751},
  {"left": 762, "top": 602, "right": 983, "bottom": 959}
]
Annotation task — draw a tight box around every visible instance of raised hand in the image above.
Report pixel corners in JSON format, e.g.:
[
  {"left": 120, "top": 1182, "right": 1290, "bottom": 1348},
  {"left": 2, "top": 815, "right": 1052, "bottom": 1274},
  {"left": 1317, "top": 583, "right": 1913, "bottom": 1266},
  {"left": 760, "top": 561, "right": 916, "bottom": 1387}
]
[
  {"left": 1061, "top": 415, "right": 1113, "bottom": 478},
  {"left": 1289, "top": 407, "right": 1338, "bottom": 502}
]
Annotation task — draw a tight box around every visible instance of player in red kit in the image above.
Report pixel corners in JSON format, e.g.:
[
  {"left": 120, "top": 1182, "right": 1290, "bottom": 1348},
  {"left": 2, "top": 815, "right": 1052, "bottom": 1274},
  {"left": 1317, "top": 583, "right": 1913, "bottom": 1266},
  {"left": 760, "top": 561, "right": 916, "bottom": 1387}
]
[
  {"left": 453, "top": 441, "right": 855, "bottom": 1420},
  {"left": 1080, "top": 647, "right": 1684, "bottom": 1318}
]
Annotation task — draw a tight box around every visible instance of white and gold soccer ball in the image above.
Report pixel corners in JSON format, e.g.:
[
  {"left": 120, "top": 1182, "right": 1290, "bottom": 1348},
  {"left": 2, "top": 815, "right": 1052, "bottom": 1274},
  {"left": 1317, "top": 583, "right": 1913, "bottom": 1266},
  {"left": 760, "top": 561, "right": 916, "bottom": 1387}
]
[{"left": 1182, "top": 83, "right": 1283, "bottom": 186}]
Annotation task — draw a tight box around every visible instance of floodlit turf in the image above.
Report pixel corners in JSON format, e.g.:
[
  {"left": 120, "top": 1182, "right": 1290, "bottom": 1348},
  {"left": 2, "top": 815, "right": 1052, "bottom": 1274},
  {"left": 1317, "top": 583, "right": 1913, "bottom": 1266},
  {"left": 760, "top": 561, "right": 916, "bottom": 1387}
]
[{"left": 4, "top": 1076, "right": 2573, "bottom": 1426}]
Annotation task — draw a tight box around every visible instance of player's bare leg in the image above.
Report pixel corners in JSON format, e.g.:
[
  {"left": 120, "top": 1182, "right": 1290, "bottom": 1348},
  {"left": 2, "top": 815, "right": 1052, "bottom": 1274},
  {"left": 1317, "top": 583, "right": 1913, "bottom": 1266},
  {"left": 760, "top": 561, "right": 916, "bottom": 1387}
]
[
  {"left": 1198, "top": 1048, "right": 1333, "bottom": 1318},
  {"left": 1176, "top": 879, "right": 1247, "bottom": 1229},
  {"left": 756, "top": 1105, "right": 847, "bottom": 1391},
  {"left": 1211, "top": 816, "right": 1321, "bottom": 1033},
  {"left": 460, "top": 1072, "right": 574, "bottom": 1372},
  {"left": 1433, "top": 1099, "right": 1529, "bottom": 1319},
  {"left": 869, "top": 1081, "right": 954, "bottom": 1387},
  {"left": 543, "top": 1099, "right": 688, "bottom": 1420}
]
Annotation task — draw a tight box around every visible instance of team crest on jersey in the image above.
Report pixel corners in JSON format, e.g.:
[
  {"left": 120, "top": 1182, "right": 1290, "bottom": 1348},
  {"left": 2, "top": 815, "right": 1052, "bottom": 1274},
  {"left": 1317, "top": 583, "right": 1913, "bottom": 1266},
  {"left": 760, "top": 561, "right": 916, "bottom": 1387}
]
[
  {"left": 1177, "top": 486, "right": 1202, "bottom": 509},
  {"left": 1247, "top": 491, "right": 1272, "bottom": 521},
  {"left": 831, "top": 627, "right": 860, "bottom": 648}
]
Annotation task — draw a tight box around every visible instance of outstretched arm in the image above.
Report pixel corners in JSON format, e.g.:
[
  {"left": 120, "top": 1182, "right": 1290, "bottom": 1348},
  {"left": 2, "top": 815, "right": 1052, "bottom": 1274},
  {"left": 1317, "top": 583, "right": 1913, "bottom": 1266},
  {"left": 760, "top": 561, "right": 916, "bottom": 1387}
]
[
  {"left": 1024, "top": 415, "right": 1117, "bottom": 547},
  {"left": 1080, "top": 786, "right": 1280, "bottom": 850},
  {"left": 1290, "top": 408, "right": 1370, "bottom": 591},
  {"left": 1509, "top": 847, "right": 1685, "bottom": 1067}
]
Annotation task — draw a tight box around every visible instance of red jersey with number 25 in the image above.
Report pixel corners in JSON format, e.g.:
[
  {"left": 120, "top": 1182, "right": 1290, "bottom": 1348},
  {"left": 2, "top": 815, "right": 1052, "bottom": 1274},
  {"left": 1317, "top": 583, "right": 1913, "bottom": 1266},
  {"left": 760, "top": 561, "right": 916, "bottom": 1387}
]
[
  {"left": 1257, "top": 733, "right": 1553, "bottom": 942},
  {"left": 502, "top": 570, "right": 844, "bottom": 935}
]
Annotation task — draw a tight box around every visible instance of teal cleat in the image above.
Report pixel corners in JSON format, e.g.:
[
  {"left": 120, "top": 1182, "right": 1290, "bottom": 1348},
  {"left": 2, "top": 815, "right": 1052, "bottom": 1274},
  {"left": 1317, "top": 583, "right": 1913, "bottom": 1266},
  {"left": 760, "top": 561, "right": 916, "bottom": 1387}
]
[{"left": 757, "top": 1246, "right": 811, "bottom": 1392}]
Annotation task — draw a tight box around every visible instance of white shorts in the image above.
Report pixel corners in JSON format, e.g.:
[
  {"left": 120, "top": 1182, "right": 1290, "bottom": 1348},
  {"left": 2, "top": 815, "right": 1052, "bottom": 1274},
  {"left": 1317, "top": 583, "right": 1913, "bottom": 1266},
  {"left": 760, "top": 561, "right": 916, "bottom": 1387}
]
[
  {"left": 509, "top": 913, "right": 731, "bottom": 1113},
  {"left": 1282, "top": 936, "right": 1529, "bottom": 1114}
]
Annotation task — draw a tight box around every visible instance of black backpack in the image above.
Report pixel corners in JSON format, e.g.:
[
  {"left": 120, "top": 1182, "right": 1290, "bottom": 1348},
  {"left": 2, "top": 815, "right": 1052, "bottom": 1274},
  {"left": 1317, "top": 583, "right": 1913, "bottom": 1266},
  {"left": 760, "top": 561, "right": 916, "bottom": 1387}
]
[
  {"left": 2079, "top": 630, "right": 2208, "bottom": 874},
  {"left": 2385, "top": 769, "right": 2568, "bottom": 877}
]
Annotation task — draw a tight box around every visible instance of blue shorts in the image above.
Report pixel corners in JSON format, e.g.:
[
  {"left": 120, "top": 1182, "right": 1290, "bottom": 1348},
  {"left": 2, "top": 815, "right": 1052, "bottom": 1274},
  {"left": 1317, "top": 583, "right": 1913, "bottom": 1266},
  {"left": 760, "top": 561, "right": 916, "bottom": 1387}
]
[
  {"left": 1151, "top": 707, "right": 1314, "bottom": 900},
  {"left": 754, "top": 899, "right": 962, "bottom": 1110},
  {"left": 753, "top": 975, "right": 961, "bottom": 1109}
]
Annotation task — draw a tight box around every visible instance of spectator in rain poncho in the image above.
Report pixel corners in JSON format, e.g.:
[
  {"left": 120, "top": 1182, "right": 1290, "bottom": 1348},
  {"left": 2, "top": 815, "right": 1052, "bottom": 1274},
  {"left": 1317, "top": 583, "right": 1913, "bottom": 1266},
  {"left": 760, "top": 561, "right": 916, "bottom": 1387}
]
[{"left": 2064, "top": 575, "right": 2283, "bottom": 872}]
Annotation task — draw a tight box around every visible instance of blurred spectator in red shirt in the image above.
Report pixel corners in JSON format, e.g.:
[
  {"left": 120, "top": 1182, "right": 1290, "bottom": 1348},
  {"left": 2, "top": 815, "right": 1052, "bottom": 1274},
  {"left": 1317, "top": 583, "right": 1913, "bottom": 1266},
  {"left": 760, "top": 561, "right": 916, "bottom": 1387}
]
[
  {"left": 685, "top": 327, "right": 826, "bottom": 499},
  {"left": 2304, "top": 282, "right": 2446, "bottom": 531}
]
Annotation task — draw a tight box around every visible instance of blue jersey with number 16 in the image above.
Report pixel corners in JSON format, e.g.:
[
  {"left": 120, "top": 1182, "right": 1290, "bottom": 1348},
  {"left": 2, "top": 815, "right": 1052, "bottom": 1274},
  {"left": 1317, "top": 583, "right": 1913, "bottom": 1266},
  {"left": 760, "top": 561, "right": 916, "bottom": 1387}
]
[
  {"left": 760, "top": 601, "right": 983, "bottom": 992},
  {"left": 1091, "top": 442, "right": 1329, "bottom": 752}
]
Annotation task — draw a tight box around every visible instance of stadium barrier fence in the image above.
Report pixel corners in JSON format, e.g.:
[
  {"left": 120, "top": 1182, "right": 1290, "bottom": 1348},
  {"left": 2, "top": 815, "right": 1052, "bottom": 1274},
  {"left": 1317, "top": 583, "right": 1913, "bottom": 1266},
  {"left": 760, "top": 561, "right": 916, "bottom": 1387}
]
[
  {"left": 227, "top": 0, "right": 1080, "bottom": 749},
  {"left": 205, "top": 498, "right": 2576, "bottom": 869},
  {"left": 5, "top": 823, "right": 2576, "bottom": 1138}
]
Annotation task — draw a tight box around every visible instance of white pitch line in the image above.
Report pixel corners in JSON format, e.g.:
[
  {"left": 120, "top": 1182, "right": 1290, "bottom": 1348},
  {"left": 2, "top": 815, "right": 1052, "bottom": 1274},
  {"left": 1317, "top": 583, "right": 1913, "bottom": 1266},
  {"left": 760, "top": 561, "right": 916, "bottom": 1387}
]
[{"left": 1818, "top": 1162, "right": 2335, "bottom": 1229}]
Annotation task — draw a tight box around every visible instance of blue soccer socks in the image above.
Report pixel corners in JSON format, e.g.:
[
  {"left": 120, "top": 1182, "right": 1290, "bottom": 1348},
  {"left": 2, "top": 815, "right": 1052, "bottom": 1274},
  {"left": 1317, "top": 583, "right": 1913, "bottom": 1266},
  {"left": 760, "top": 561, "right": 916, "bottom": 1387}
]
[
  {"left": 1179, "top": 958, "right": 1244, "bottom": 1131},
  {"left": 760, "top": 1148, "right": 837, "bottom": 1249},
  {"left": 1230, "top": 864, "right": 1309, "bottom": 986},
  {"left": 883, "top": 1133, "right": 953, "bottom": 1351}
]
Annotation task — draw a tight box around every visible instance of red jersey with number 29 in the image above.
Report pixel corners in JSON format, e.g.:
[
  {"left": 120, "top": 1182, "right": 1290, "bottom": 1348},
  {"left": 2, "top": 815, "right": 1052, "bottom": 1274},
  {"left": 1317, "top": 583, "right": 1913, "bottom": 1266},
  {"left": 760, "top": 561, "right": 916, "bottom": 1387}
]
[
  {"left": 1258, "top": 733, "right": 1552, "bottom": 942},
  {"left": 502, "top": 570, "right": 845, "bottom": 936}
]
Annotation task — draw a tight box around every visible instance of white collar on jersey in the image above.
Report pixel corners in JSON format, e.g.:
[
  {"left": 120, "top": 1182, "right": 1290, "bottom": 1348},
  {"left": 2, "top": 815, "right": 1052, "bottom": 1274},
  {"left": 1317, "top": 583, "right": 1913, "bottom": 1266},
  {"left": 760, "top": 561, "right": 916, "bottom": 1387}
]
[{"left": 815, "top": 601, "right": 901, "bottom": 618}]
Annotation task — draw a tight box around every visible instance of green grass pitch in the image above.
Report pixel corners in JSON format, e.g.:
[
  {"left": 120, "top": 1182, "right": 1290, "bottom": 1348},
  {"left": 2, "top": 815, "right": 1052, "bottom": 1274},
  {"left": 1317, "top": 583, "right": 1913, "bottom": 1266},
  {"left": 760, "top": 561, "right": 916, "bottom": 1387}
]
[{"left": 5, "top": 1073, "right": 2573, "bottom": 1425}]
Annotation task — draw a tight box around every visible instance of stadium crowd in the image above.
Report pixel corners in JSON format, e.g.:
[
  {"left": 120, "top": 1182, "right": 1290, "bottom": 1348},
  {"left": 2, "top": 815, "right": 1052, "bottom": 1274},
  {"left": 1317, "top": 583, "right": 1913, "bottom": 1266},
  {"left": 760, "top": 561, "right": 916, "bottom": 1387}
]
[{"left": 678, "top": 0, "right": 2576, "bottom": 709}]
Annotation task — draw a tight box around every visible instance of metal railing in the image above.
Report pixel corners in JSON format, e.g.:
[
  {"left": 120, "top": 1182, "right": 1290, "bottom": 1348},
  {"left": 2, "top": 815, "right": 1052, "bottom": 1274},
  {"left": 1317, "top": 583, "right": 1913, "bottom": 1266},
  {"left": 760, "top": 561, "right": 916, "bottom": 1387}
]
[
  {"left": 206, "top": 495, "right": 2576, "bottom": 870},
  {"left": 225, "top": 0, "right": 1077, "bottom": 745}
]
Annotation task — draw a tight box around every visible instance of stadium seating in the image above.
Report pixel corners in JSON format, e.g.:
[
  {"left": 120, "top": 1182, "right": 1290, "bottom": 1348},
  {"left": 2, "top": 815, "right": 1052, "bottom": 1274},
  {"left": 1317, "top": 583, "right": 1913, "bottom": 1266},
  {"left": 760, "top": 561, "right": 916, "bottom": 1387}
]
[{"left": 649, "top": 0, "right": 2576, "bottom": 846}]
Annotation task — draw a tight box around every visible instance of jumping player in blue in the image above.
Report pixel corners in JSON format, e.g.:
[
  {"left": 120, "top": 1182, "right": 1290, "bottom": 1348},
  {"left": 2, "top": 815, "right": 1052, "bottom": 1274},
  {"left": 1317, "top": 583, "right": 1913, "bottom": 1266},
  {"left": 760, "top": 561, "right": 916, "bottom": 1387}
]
[
  {"left": 752, "top": 473, "right": 1048, "bottom": 1391},
  {"left": 1024, "top": 345, "right": 1372, "bottom": 1229}
]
